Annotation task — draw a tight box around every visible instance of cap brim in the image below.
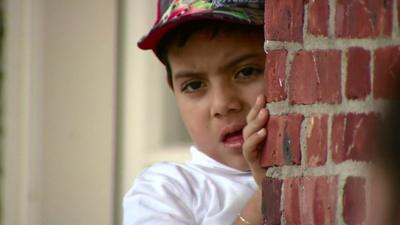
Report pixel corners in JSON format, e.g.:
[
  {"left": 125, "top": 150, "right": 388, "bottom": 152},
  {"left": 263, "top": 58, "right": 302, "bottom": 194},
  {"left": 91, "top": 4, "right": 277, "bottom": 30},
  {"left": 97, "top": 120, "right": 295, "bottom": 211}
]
[{"left": 137, "top": 10, "right": 263, "bottom": 50}]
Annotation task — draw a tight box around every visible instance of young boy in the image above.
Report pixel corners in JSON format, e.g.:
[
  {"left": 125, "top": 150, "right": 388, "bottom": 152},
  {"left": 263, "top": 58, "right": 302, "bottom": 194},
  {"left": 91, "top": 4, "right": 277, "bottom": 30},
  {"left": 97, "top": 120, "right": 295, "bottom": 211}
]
[{"left": 124, "top": 1, "right": 269, "bottom": 224}]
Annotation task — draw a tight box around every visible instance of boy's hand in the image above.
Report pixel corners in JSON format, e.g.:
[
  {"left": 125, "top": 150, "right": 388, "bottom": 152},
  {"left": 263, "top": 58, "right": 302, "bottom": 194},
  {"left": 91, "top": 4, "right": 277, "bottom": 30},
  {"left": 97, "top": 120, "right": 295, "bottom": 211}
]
[{"left": 243, "top": 94, "right": 269, "bottom": 188}]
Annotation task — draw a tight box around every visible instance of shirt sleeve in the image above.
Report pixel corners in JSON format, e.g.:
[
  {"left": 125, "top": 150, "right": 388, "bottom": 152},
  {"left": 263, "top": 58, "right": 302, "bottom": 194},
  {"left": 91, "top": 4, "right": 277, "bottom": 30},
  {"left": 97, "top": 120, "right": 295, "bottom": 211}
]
[{"left": 123, "top": 163, "right": 195, "bottom": 225}]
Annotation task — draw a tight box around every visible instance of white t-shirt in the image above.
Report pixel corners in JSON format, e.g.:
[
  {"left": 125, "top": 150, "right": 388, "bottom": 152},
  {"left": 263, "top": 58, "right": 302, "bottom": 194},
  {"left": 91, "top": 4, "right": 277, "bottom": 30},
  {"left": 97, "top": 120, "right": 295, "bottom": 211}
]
[{"left": 123, "top": 146, "right": 257, "bottom": 225}]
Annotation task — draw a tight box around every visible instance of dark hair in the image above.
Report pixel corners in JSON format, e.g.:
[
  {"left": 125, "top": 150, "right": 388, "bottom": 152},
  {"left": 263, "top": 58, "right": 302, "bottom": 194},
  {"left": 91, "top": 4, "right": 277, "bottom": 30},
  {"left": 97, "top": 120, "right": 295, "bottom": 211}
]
[{"left": 155, "top": 20, "right": 264, "bottom": 89}]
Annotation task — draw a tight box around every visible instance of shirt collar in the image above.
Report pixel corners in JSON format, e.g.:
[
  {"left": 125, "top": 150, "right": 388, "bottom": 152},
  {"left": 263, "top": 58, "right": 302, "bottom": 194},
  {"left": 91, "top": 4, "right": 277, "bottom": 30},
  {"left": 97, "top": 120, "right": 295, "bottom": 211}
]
[{"left": 189, "top": 145, "right": 252, "bottom": 175}]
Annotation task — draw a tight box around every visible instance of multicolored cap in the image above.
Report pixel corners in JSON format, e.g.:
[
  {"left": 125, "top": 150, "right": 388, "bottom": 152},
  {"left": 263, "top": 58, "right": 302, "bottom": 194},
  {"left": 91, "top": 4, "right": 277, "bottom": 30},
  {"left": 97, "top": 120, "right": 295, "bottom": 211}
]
[{"left": 138, "top": 0, "right": 265, "bottom": 50}]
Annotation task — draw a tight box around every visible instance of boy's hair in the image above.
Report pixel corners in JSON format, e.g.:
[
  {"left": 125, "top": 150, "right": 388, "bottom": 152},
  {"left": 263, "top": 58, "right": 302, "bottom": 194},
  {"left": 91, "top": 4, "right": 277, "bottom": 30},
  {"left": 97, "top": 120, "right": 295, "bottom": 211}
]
[{"left": 155, "top": 20, "right": 264, "bottom": 88}]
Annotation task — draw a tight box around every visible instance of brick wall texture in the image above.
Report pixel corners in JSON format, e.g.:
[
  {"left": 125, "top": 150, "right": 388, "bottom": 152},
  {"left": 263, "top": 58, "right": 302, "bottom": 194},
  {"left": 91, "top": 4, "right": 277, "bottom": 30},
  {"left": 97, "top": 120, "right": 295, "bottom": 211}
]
[{"left": 262, "top": 0, "right": 400, "bottom": 224}]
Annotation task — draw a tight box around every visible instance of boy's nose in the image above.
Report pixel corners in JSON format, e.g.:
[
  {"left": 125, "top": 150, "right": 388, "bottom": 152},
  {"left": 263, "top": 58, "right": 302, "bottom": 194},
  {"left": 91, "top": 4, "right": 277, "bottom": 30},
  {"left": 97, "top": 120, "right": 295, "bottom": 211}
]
[{"left": 210, "top": 85, "right": 242, "bottom": 118}]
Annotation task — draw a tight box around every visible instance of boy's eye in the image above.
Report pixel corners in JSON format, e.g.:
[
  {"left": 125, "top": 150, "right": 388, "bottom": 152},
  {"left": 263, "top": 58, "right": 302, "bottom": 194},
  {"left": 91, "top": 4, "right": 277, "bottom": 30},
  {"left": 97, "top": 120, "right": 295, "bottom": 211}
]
[
  {"left": 235, "top": 67, "right": 263, "bottom": 80},
  {"left": 181, "top": 80, "right": 205, "bottom": 93}
]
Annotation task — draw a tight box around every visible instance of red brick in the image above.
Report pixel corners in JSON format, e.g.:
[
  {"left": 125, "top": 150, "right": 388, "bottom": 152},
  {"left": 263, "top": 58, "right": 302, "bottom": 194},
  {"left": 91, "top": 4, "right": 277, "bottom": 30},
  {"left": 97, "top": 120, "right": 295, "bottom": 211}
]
[
  {"left": 261, "top": 114, "right": 303, "bottom": 167},
  {"left": 307, "top": 115, "right": 328, "bottom": 167},
  {"left": 265, "top": 49, "right": 288, "bottom": 103},
  {"left": 262, "top": 177, "right": 282, "bottom": 225},
  {"left": 289, "top": 51, "right": 317, "bottom": 104},
  {"left": 309, "top": 177, "right": 337, "bottom": 225},
  {"left": 283, "top": 176, "right": 338, "bottom": 225},
  {"left": 335, "top": 0, "right": 393, "bottom": 38},
  {"left": 346, "top": 47, "right": 371, "bottom": 99},
  {"left": 332, "top": 113, "right": 380, "bottom": 163},
  {"left": 307, "top": 0, "right": 329, "bottom": 36},
  {"left": 374, "top": 46, "right": 400, "bottom": 99},
  {"left": 289, "top": 50, "right": 341, "bottom": 104},
  {"left": 314, "top": 51, "right": 342, "bottom": 103},
  {"left": 343, "top": 177, "right": 366, "bottom": 225},
  {"left": 284, "top": 178, "right": 301, "bottom": 225},
  {"left": 265, "top": 0, "right": 304, "bottom": 42}
]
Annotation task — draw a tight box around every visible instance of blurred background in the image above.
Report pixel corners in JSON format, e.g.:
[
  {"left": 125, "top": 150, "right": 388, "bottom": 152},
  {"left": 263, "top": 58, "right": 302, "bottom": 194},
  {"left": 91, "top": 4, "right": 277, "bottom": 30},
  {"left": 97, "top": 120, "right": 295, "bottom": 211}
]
[{"left": 2, "top": 0, "right": 191, "bottom": 225}]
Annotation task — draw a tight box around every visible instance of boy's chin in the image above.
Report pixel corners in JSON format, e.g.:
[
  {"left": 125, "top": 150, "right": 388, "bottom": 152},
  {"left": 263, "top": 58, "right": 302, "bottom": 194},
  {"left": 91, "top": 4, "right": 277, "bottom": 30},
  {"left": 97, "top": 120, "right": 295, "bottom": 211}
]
[
  {"left": 222, "top": 144, "right": 244, "bottom": 156},
  {"left": 219, "top": 147, "right": 250, "bottom": 171},
  {"left": 221, "top": 138, "right": 244, "bottom": 152}
]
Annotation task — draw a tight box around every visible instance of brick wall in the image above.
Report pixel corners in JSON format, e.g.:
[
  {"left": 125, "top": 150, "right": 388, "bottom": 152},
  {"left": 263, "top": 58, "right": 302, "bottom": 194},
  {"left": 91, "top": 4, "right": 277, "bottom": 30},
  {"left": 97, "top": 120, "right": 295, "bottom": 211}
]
[{"left": 262, "top": 0, "right": 399, "bottom": 224}]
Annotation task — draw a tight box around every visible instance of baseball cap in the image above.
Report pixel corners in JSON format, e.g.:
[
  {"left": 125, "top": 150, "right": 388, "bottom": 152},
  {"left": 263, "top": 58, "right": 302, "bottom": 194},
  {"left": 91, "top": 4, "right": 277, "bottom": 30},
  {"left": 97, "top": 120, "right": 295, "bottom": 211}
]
[{"left": 138, "top": 0, "right": 265, "bottom": 50}]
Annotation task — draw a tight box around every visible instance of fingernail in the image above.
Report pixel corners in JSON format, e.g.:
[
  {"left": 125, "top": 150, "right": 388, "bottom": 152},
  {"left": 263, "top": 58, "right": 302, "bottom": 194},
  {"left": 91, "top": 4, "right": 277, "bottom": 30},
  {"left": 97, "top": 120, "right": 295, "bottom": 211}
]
[{"left": 257, "top": 128, "right": 266, "bottom": 136}]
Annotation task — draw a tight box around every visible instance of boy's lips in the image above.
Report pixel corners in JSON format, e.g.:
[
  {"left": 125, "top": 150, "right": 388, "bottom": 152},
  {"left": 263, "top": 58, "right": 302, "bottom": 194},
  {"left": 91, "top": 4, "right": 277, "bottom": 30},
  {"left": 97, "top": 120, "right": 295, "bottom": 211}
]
[{"left": 220, "top": 124, "right": 245, "bottom": 148}]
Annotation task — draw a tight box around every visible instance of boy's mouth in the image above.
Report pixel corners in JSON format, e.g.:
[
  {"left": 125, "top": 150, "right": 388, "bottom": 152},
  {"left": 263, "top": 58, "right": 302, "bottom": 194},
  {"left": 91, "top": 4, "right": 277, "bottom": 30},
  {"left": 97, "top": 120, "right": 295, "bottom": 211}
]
[{"left": 221, "top": 126, "right": 245, "bottom": 149}]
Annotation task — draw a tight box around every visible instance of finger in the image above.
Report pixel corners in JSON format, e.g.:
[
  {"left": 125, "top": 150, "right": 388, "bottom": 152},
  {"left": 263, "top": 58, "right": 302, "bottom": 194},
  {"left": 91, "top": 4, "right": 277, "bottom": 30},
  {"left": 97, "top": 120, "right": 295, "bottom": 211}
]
[
  {"left": 243, "top": 128, "right": 267, "bottom": 162},
  {"left": 243, "top": 108, "right": 269, "bottom": 139},
  {"left": 246, "top": 95, "right": 262, "bottom": 123},
  {"left": 246, "top": 94, "right": 265, "bottom": 123},
  {"left": 247, "top": 94, "right": 265, "bottom": 122}
]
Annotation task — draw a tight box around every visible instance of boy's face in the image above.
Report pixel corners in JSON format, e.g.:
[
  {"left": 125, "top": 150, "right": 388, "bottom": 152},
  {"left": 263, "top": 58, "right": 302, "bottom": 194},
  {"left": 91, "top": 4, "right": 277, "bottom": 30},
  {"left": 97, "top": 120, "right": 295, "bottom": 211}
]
[{"left": 168, "top": 28, "right": 265, "bottom": 171}]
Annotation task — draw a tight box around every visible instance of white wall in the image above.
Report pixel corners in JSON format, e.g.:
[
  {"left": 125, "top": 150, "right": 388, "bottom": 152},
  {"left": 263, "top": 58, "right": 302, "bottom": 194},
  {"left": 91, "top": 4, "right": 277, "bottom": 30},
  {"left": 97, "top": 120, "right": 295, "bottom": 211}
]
[
  {"left": 119, "top": 0, "right": 191, "bottom": 198},
  {"left": 41, "top": 1, "right": 117, "bottom": 225},
  {"left": 4, "top": 0, "right": 192, "bottom": 224},
  {"left": 4, "top": 0, "right": 117, "bottom": 225}
]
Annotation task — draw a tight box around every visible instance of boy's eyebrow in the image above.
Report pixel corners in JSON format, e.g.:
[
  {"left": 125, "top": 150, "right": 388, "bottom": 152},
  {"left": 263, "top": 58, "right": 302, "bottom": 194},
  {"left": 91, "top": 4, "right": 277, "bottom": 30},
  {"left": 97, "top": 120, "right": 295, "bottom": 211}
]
[
  {"left": 173, "top": 71, "right": 205, "bottom": 81},
  {"left": 173, "top": 53, "right": 264, "bottom": 81},
  {"left": 222, "top": 53, "right": 264, "bottom": 71}
]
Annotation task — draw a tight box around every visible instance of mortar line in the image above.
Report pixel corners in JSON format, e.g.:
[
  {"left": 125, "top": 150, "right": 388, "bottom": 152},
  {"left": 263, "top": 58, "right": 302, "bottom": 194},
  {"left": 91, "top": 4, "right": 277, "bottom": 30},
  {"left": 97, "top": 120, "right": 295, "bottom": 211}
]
[
  {"left": 303, "top": 2, "right": 309, "bottom": 42},
  {"left": 336, "top": 174, "right": 346, "bottom": 225},
  {"left": 326, "top": 114, "right": 333, "bottom": 165},
  {"left": 265, "top": 38, "right": 400, "bottom": 51},
  {"left": 284, "top": 50, "right": 296, "bottom": 106},
  {"left": 300, "top": 116, "right": 310, "bottom": 167},
  {"left": 341, "top": 49, "right": 348, "bottom": 103},
  {"left": 393, "top": 0, "right": 399, "bottom": 38},
  {"left": 328, "top": 0, "right": 337, "bottom": 38},
  {"left": 370, "top": 50, "right": 375, "bottom": 99},
  {"left": 266, "top": 99, "right": 389, "bottom": 116},
  {"left": 280, "top": 178, "right": 286, "bottom": 225},
  {"left": 265, "top": 161, "right": 373, "bottom": 178}
]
